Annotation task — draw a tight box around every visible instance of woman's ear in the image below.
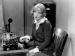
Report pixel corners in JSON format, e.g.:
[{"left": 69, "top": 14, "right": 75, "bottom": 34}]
[{"left": 42, "top": 13, "right": 46, "bottom": 17}]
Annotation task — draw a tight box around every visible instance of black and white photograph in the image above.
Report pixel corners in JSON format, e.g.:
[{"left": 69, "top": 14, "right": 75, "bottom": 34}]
[{"left": 0, "top": 0, "right": 74, "bottom": 56}]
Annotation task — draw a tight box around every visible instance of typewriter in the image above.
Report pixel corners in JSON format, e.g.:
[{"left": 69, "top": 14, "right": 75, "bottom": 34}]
[{"left": 1, "top": 33, "right": 20, "bottom": 51}]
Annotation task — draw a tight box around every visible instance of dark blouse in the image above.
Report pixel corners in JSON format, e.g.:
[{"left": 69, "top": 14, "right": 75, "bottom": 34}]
[{"left": 31, "top": 20, "right": 52, "bottom": 51}]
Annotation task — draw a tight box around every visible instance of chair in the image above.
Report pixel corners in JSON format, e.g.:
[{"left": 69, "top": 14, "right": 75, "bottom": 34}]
[{"left": 53, "top": 28, "right": 68, "bottom": 56}]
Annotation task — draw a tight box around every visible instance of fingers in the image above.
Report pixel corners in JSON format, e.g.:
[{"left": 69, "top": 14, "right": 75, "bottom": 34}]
[{"left": 19, "top": 35, "right": 31, "bottom": 43}]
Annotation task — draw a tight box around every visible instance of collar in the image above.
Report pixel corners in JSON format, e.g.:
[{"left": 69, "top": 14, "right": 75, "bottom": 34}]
[{"left": 34, "top": 17, "right": 47, "bottom": 25}]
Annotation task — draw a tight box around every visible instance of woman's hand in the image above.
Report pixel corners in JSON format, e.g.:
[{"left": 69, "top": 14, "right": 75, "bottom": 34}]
[
  {"left": 26, "top": 51, "right": 35, "bottom": 56},
  {"left": 27, "top": 47, "right": 39, "bottom": 56},
  {"left": 20, "top": 35, "right": 31, "bottom": 43},
  {"left": 29, "top": 47, "right": 39, "bottom": 53}
]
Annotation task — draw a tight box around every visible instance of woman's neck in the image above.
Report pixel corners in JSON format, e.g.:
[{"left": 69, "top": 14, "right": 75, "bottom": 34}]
[{"left": 36, "top": 17, "right": 44, "bottom": 23}]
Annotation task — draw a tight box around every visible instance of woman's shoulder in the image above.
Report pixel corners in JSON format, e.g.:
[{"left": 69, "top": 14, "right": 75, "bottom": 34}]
[
  {"left": 45, "top": 20, "right": 50, "bottom": 24},
  {"left": 44, "top": 20, "right": 51, "bottom": 25},
  {"left": 42, "top": 20, "right": 52, "bottom": 28}
]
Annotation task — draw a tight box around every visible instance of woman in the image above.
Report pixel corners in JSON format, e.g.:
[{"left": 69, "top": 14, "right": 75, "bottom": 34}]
[{"left": 27, "top": 3, "right": 53, "bottom": 56}]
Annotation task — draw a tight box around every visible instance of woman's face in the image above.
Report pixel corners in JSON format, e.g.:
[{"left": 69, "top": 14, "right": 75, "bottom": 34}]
[{"left": 33, "top": 8, "right": 43, "bottom": 21}]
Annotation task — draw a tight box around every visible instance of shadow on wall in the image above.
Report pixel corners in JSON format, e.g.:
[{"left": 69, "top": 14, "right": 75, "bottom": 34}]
[
  {"left": 68, "top": 33, "right": 75, "bottom": 56},
  {"left": 62, "top": 37, "right": 72, "bottom": 56}
]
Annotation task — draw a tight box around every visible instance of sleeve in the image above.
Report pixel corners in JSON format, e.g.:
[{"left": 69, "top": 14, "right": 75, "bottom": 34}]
[
  {"left": 27, "top": 23, "right": 35, "bottom": 47},
  {"left": 38, "top": 22, "right": 52, "bottom": 51},
  {"left": 30, "top": 23, "right": 35, "bottom": 41}
]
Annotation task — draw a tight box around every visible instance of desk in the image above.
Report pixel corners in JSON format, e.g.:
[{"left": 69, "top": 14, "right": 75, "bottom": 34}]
[
  {"left": 0, "top": 48, "right": 28, "bottom": 56},
  {"left": 0, "top": 47, "right": 49, "bottom": 56}
]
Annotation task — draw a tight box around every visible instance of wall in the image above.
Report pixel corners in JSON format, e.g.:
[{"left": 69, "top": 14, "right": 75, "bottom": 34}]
[
  {"left": 24, "top": 0, "right": 36, "bottom": 35},
  {"left": 68, "top": 1, "right": 75, "bottom": 56},
  {"left": 0, "top": 0, "right": 4, "bottom": 29},
  {"left": 55, "top": 0, "right": 69, "bottom": 31},
  {"left": 0, "top": 0, "right": 4, "bottom": 44},
  {"left": 3, "top": 0, "right": 24, "bottom": 36}
]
